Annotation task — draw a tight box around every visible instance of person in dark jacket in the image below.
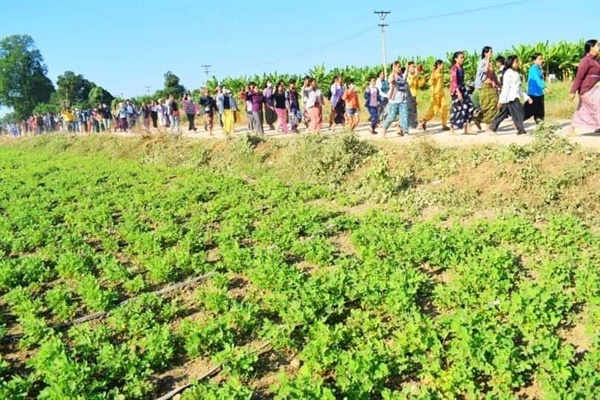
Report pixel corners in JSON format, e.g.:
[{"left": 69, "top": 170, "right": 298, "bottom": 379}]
[{"left": 199, "top": 87, "right": 218, "bottom": 135}]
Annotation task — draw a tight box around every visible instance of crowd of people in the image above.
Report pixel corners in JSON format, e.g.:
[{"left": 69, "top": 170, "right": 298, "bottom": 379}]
[{"left": 3, "top": 39, "right": 598, "bottom": 138}]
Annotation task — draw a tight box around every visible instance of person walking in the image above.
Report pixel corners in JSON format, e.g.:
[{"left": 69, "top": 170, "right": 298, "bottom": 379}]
[
  {"left": 117, "top": 102, "right": 128, "bottom": 132},
  {"left": 272, "top": 82, "right": 289, "bottom": 133},
  {"left": 488, "top": 55, "right": 532, "bottom": 135},
  {"left": 286, "top": 81, "right": 302, "bottom": 133},
  {"left": 420, "top": 60, "right": 450, "bottom": 131},
  {"left": 240, "top": 87, "right": 254, "bottom": 132},
  {"left": 301, "top": 76, "right": 312, "bottom": 128},
  {"left": 404, "top": 61, "right": 425, "bottom": 129},
  {"left": 43, "top": 112, "right": 52, "bottom": 132},
  {"left": 150, "top": 101, "right": 158, "bottom": 129},
  {"left": 124, "top": 100, "right": 135, "bottom": 129},
  {"left": 35, "top": 114, "right": 44, "bottom": 135},
  {"left": 247, "top": 84, "right": 265, "bottom": 135},
  {"left": 342, "top": 82, "right": 360, "bottom": 132},
  {"left": 473, "top": 46, "right": 500, "bottom": 131},
  {"left": 305, "top": 78, "right": 324, "bottom": 132},
  {"left": 215, "top": 85, "right": 225, "bottom": 128},
  {"left": 382, "top": 61, "right": 410, "bottom": 137},
  {"left": 155, "top": 99, "right": 165, "bottom": 127},
  {"left": 375, "top": 70, "right": 390, "bottom": 122},
  {"left": 495, "top": 55, "right": 506, "bottom": 85},
  {"left": 364, "top": 77, "right": 382, "bottom": 134},
  {"left": 328, "top": 75, "right": 345, "bottom": 130},
  {"left": 141, "top": 103, "right": 151, "bottom": 130},
  {"left": 263, "top": 81, "right": 276, "bottom": 130},
  {"left": 568, "top": 39, "right": 600, "bottom": 135},
  {"left": 449, "top": 51, "right": 475, "bottom": 135},
  {"left": 167, "top": 95, "right": 180, "bottom": 132},
  {"left": 183, "top": 94, "right": 198, "bottom": 131},
  {"left": 100, "top": 103, "right": 112, "bottom": 131},
  {"left": 523, "top": 53, "right": 551, "bottom": 124},
  {"left": 221, "top": 89, "right": 237, "bottom": 135},
  {"left": 199, "top": 87, "right": 218, "bottom": 135}
]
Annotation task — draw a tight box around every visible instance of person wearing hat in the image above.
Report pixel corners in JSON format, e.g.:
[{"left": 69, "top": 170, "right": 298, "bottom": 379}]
[{"left": 221, "top": 88, "right": 238, "bottom": 135}]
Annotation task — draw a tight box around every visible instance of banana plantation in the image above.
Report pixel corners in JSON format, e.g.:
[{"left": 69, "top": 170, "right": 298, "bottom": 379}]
[{"left": 198, "top": 40, "right": 584, "bottom": 96}]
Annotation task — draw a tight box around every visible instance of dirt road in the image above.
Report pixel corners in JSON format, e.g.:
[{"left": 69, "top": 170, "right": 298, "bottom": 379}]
[{"left": 117, "top": 118, "right": 600, "bottom": 149}]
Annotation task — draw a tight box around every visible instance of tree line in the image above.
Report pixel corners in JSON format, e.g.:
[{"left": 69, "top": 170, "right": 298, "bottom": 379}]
[{"left": 0, "top": 35, "right": 188, "bottom": 123}]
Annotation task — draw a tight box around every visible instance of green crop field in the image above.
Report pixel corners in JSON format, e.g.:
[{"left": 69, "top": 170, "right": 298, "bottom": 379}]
[{"left": 0, "top": 127, "right": 598, "bottom": 399}]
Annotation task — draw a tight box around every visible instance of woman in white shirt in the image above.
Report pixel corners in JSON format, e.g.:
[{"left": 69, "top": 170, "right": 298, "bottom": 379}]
[
  {"left": 305, "top": 78, "right": 324, "bottom": 132},
  {"left": 156, "top": 99, "right": 166, "bottom": 127},
  {"left": 488, "top": 55, "right": 532, "bottom": 135}
]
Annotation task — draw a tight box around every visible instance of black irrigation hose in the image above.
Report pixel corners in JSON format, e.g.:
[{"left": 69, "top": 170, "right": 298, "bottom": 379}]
[
  {"left": 1, "top": 271, "right": 217, "bottom": 345},
  {"left": 155, "top": 342, "right": 273, "bottom": 400},
  {"left": 154, "top": 297, "right": 361, "bottom": 399}
]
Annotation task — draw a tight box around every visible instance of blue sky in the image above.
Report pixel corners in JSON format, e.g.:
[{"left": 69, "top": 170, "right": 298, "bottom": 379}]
[{"left": 1, "top": 0, "right": 599, "bottom": 100}]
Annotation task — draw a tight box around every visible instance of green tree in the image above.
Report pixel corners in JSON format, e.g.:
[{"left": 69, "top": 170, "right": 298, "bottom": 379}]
[
  {"left": 33, "top": 102, "right": 59, "bottom": 115},
  {"left": 88, "top": 86, "right": 115, "bottom": 106},
  {"left": 0, "top": 35, "right": 55, "bottom": 120},
  {"left": 163, "top": 71, "right": 186, "bottom": 98},
  {"left": 56, "top": 71, "right": 95, "bottom": 107},
  {"left": 0, "top": 112, "right": 18, "bottom": 125}
]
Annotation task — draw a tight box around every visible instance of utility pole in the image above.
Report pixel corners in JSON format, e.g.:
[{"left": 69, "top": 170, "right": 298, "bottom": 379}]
[
  {"left": 374, "top": 10, "right": 391, "bottom": 79},
  {"left": 201, "top": 65, "right": 212, "bottom": 84},
  {"left": 144, "top": 86, "right": 151, "bottom": 95}
]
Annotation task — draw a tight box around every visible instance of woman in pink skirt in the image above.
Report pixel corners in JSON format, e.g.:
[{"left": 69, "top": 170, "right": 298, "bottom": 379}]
[
  {"left": 305, "top": 78, "right": 324, "bottom": 132},
  {"left": 569, "top": 39, "right": 600, "bottom": 134},
  {"left": 272, "top": 82, "right": 289, "bottom": 133}
]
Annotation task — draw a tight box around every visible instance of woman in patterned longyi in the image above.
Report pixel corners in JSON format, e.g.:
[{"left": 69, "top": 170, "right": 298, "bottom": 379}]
[{"left": 449, "top": 51, "right": 475, "bottom": 134}]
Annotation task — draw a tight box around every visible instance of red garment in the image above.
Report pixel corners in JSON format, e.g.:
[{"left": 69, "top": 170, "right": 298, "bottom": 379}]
[
  {"left": 449, "top": 65, "right": 461, "bottom": 95},
  {"left": 571, "top": 54, "right": 600, "bottom": 96}
]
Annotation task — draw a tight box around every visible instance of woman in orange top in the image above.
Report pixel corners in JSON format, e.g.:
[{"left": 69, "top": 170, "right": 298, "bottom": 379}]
[{"left": 342, "top": 82, "right": 360, "bottom": 132}]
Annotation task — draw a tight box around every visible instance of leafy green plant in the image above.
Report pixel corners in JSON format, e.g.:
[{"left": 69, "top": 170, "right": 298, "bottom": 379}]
[
  {"left": 0, "top": 135, "right": 597, "bottom": 399},
  {"left": 76, "top": 275, "right": 118, "bottom": 312}
]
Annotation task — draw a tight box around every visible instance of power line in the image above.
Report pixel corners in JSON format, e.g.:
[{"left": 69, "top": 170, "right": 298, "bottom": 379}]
[
  {"left": 214, "top": 0, "right": 532, "bottom": 75},
  {"left": 201, "top": 65, "right": 211, "bottom": 83},
  {"left": 386, "top": 0, "right": 533, "bottom": 25}
]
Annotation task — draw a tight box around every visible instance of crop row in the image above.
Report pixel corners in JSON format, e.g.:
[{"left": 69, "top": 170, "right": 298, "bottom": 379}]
[{"left": 0, "top": 144, "right": 597, "bottom": 399}]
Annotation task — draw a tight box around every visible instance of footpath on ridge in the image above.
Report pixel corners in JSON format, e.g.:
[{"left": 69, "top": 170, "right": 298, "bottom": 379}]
[{"left": 115, "top": 119, "right": 600, "bottom": 149}]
